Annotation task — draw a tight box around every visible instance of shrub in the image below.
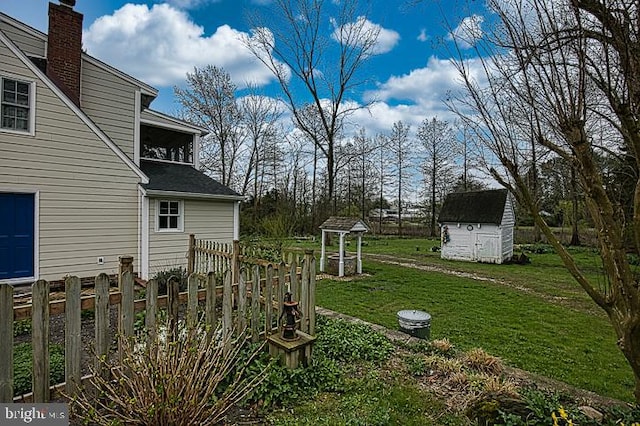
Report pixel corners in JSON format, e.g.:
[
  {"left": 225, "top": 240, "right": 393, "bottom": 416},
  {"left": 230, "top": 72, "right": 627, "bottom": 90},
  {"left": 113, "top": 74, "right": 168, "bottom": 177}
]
[
  {"left": 71, "top": 319, "right": 268, "bottom": 425},
  {"left": 315, "top": 316, "right": 394, "bottom": 363},
  {"left": 153, "top": 267, "right": 188, "bottom": 295},
  {"left": 13, "top": 319, "right": 31, "bottom": 337},
  {"left": 13, "top": 343, "right": 65, "bottom": 396}
]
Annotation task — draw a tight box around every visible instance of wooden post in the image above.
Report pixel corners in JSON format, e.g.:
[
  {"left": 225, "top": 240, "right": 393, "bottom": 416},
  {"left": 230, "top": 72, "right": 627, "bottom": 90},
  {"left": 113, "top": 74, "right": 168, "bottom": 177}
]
[
  {"left": 251, "top": 265, "right": 260, "bottom": 342},
  {"left": 32, "top": 279, "right": 50, "bottom": 402},
  {"left": 146, "top": 278, "right": 158, "bottom": 345},
  {"left": 0, "top": 283, "right": 13, "bottom": 402},
  {"left": 187, "top": 234, "right": 196, "bottom": 275},
  {"left": 168, "top": 276, "right": 180, "bottom": 341},
  {"left": 277, "top": 262, "right": 286, "bottom": 329},
  {"left": 205, "top": 272, "right": 217, "bottom": 337},
  {"left": 232, "top": 240, "right": 240, "bottom": 290},
  {"left": 237, "top": 269, "right": 247, "bottom": 333},
  {"left": 65, "top": 276, "right": 81, "bottom": 396},
  {"left": 308, "top": 252, "right": 317, "bottom": 336},
  {"left": 94, "top": 273, "right": 110, "bottom": 380},
  {"left": 118, "top": 255, "right": 134, "bottom": 361},
  {"left": 222, "top": 270, "right": 233, "bottom": 339},
  {"left": 301, "top": 251, "right": 313, "bottom": 334},
  {"left": 265, "top": 264, "right": 274, "bottom": 335},
  {"left": 187, "top": 274, "right": 199, "bottom": 329}
]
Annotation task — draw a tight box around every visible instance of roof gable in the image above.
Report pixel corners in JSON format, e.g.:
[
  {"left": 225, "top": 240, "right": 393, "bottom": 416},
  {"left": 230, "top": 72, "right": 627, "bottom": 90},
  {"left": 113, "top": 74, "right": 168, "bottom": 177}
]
[
  {"left": 0, "top": 30, "right": 148, "bottom": 184},
  {"left": 438, "top": 189, "right": 509, "bottom": 224}
]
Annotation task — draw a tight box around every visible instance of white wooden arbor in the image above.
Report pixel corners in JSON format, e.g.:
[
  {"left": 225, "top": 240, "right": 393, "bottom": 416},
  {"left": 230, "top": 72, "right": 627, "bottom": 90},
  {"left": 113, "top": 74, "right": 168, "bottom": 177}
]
[{"left": 319, "top": 217, "right": 370, "bottom": 277}]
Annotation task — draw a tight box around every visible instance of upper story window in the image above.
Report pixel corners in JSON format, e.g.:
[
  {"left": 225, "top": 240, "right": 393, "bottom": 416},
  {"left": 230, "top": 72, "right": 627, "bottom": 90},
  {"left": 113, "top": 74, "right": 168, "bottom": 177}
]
[
  {"left": 1, "top": 77, "right": 34, "bottom": 134},
  {"left": 141, "top": 124, "right": 193, "bottom": 164},
  {"left": 157, "top": 200, "right": 183, "bottom": 232}
]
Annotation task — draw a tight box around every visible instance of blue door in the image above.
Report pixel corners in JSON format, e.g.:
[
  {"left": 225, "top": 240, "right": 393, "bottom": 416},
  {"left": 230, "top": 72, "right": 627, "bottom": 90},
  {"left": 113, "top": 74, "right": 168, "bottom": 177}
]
[{"left": 0, "top": 193, "right": 35, "bottom": 280}]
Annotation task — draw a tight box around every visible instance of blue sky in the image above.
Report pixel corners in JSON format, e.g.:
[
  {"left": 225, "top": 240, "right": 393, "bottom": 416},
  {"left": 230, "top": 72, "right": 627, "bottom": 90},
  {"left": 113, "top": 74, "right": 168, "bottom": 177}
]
[{"left": 1, "top": 0, "right": 488, "bottom": 135}]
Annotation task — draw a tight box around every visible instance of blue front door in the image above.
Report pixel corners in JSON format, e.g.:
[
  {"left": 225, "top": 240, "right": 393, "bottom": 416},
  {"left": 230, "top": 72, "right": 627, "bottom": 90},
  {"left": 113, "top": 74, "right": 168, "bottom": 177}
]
[{"left": 0, "top": 193, "right": 35, "bottom": 280}]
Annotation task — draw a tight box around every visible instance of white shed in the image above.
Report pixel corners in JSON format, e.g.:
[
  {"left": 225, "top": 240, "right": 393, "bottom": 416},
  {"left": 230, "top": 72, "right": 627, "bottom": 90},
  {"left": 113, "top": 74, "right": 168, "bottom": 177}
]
[{"left": 438, "top": 189, "right": 515, "bottom": 264}]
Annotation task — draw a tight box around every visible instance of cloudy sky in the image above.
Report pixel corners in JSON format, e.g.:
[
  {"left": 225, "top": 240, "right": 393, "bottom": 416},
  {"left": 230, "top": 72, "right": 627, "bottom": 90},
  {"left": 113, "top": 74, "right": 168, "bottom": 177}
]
[{"left": 1, "top": 0, "right": 488, "bottom": 136}]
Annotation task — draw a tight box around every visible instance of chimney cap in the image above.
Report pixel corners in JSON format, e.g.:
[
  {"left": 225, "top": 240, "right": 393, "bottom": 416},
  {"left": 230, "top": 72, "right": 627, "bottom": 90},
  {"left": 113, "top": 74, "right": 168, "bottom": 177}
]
[{"left": 60, "top": 0, "right": 76, "bottom": 7}]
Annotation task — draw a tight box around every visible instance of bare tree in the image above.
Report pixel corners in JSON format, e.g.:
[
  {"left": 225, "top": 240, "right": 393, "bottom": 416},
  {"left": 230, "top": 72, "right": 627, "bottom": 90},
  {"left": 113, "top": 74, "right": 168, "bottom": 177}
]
[
  {"left": 387, "top": 121, "right": 413, "bottom": 236},
  {"left": 417, "top": 117, "right": 456, "bottom": 236},
  {"left": 174, "top": 66, "right": 244, "bottom": 189},
  {"left": 449, "top": 0, "right": 640, "bottom": 401},
  {"left": 245, "top": 0, "right": 380, "bottom": 213}
]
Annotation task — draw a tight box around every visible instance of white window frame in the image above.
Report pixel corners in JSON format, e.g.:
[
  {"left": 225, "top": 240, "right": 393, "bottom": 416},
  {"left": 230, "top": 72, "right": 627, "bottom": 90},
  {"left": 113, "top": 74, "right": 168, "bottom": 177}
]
[
  {"left": 156, "top": 199, "right": 184, "bottom": 232},
  {"left": 1, "top": 75, "right": 35, "bottom": 136}
]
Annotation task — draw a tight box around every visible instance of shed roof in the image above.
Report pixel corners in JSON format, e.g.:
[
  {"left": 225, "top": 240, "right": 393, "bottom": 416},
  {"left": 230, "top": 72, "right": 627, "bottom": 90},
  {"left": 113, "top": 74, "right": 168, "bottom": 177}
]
[
  {"left": 140, "top": 160, "right": 242, "bottom": 199},
  {"left": 319, "top": 216, "right": 369, "bottom": 233},
  {"left": 438, "top": 189, "right": 509, "bottom": 224}
]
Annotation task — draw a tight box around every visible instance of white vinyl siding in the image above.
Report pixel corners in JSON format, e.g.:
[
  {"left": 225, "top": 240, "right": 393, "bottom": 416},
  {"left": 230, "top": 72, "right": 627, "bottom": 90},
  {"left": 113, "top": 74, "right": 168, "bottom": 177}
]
[
  {"left": 0, "top": 41, "right": 141, "bottom": 280},
  {"left": 81, "top": 60, "right": 137, "bottom": 159},
  {"left": 0, "top": 20, "right": 46, "bottom": 58},
  {"left": 148, "top": 198, "right": 235, "bottom": 276}
]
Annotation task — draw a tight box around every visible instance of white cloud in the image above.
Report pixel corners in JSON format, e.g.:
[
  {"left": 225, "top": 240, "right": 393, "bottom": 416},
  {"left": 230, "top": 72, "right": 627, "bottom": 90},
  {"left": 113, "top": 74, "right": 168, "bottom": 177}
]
[
  {"left": 417, "top": 28, "right": 429, "bottom": 42},
  {"left": 447, "top": 14, "right": 484, "bottom": 49},
  {"left": 164, "top": 0, "right": 221, "bottom": 9},
  {"left": 82, "top": 3, "right": 277, "bottom": 88},
  {"left": 331, "top": 16, "right": 400, "bottom": 55}
]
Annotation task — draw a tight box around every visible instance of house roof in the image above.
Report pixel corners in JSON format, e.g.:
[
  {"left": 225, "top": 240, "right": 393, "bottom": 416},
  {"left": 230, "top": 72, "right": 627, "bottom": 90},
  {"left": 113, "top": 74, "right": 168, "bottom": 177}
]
[
  {"left": 140, "top": 160, "right": 243, "bottom": 200},
  {"left": 319, "top": 216, "right": 370, "bottom": 233},
  {"left": 438, "top": 189, "right": 509, "bottom": 224},
  {"left": 140, "top": 109, "right": 208, "bottom": 135}
]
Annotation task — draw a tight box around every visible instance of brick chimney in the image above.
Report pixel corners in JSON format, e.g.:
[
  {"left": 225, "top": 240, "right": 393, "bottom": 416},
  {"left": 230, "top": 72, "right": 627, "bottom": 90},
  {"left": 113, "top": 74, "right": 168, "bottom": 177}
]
[{"left": 47, "top": 0, "right": 83, "bottom": 106}]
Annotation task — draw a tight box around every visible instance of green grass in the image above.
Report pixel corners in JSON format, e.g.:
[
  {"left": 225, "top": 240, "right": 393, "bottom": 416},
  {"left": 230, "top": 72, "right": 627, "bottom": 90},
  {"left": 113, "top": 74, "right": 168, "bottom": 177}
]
[{"left": 315, "top": 259, "right": 635, "bottom": 402}]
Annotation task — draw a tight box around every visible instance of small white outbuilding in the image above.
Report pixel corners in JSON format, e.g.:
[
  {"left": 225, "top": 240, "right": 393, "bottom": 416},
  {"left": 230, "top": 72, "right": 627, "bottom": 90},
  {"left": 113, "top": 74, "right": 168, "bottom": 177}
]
[{"left": 438, "top": 189, "right": 515, "bottom": 264}]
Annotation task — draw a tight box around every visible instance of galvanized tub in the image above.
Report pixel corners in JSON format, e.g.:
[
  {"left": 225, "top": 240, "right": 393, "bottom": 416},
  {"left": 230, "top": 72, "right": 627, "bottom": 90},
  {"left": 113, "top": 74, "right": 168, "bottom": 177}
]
[{"left": 397, "top": 310, "right": 431, "bottom": 339}]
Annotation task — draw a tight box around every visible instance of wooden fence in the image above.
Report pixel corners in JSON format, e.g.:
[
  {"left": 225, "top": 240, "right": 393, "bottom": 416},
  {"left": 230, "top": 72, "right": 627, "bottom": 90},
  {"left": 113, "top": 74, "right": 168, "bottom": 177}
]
[{"left": 0, "top": 249, "right": 316, "bottom": 403}]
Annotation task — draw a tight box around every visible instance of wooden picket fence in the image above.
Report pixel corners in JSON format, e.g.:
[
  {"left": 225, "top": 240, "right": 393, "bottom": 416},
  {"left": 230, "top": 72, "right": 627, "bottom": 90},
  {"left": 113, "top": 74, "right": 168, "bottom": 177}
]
[{"left": 0, "top": 248, "right": 316, "bottom": 403}]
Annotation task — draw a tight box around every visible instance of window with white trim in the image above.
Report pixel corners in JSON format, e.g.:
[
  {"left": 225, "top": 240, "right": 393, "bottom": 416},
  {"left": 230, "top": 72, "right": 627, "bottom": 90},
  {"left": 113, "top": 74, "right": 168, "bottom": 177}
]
[
  {"left": 157, "top": 200, "right": 183, "bottom": 232},
  {"left": 1, "top": 77, "right": 33, "bottom": 133}
]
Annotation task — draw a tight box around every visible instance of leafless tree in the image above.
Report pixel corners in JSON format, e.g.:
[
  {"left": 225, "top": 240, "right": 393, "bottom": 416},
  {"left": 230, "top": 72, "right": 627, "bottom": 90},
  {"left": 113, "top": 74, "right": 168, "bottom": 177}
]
[
  {"left": 417, "top": 117, "right": 456, "bottom": 236},
  {"left": 245, "top": 0, "right": 380, "bottom": 213},
  {"left": 449, "top": 0, "right": 640, "bottom": 401},
  {"left": 174, "top": 66, "right": 244, "bottom": 189},
  {"left": 387, "top": 120, "right": 414, "bottom": 236}
]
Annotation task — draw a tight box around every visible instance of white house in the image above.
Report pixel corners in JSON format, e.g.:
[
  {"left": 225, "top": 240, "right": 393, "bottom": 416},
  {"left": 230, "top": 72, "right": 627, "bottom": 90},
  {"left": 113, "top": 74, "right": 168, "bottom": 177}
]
[
  {"left": 438, "top": 189, "right": 515, "bottom": 264},
  {"left": 0, "top": 1, "right": 244, "bottom": 284}
]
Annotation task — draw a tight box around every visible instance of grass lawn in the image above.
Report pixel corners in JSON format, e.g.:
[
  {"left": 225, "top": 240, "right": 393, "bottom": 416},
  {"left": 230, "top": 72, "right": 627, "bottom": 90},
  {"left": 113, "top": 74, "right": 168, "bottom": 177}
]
[{"left": 295, "top": 237, "right": 636, "bottom": 402}]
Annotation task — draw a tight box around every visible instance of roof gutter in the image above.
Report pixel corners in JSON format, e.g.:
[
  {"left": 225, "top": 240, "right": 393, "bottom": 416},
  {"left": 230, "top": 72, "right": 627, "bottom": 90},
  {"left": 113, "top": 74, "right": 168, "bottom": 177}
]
[{"left": 144, "top": 189, "right": 246, "bottom": 202}]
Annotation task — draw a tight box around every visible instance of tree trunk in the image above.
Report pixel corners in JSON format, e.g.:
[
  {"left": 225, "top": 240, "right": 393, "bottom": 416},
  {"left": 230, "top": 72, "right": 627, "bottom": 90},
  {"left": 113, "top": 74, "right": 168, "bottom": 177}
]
[{"left": 570, "top": 166, "right": 581, "bottom": 246}]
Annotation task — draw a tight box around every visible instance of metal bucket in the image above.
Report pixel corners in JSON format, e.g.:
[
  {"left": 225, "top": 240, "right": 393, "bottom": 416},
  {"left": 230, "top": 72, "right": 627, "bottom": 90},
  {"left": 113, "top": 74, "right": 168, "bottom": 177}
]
[{"left": 397, "top": 310, "right": 431, "bottom": 339}]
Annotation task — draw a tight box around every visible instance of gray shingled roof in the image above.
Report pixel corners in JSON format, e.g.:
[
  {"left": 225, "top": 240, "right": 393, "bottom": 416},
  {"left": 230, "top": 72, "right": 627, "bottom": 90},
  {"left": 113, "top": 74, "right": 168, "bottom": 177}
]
[
  {"left": 140, "top": 160, "right": 241, "bottom": 198},
  {"left": 319, "top": 216, "right": 370, "bottom": 232},
  {"left": 438, "top": 189, "right": 508, "bottom": 224}
]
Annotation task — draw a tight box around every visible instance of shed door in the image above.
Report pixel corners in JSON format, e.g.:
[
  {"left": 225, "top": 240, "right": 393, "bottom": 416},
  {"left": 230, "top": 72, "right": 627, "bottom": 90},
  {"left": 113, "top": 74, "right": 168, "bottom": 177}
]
[
  {"left": 0, "top": 193, "right": 35, "bottom": 280},
  {"left": 474, "top": 233, "right": 499, "bottom": 263}
]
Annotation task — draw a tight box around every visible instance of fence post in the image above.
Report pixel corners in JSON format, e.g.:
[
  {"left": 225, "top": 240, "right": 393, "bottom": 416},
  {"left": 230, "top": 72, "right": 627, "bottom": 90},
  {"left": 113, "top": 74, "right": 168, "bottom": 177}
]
[
  {"left": 265, "top": 264, "right": 273, "bottom": 336},
  {"left": 222, "top": 270, "right": 233, "bottom": 340},
  {"left": 300, "top": 252, "right": 310, "bottom": 334},
  {"left": 205, "top": 272, "right": 218, "bottom": 338},
  {"left": 65, "top": 276, "right": 81, "bottom": 396},
  {"left": 277, "top": 262, "right": 286, "bottom": 329},
  {"left": 187, "top": 234, "right": 196, "bottom": 275},
  {"left": 0, "top": 283, "right": 13, "bottom": 402},
  {"left": 187, "top": 274, "right": 199, "bottom": 329},
  {"left": 118, "top": 255, "right": 134, "bottom": 362},
  {"left": 146, "top": 278, "right": 158, "bottom": 345},
  {"left": 94, "top": 273, "right": 110, "bottom": 380},
  {"left": 168, "top": 276, "right": 180, "bottom": 341},
  {"left": 306, "top": 250, "right": 316, "bottom": 336},
  {"left": 251, "top": 265, "right": 260, "bottom": 342},
  {"left": 232, "top": 240, "right": 240, "bottom": 290},
  {"left": 237, "top": 269, "right": 247, "bottom": 333},
  {"left": 32, "top": 279, "right": 50, "bottom": 402}
]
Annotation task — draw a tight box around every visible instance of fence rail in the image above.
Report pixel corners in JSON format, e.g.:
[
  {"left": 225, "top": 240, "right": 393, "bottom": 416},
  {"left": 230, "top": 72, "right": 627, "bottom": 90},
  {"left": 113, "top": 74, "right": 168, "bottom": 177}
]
[{"left": 1, "top": 246, "right": 316, "bottom": 403}]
